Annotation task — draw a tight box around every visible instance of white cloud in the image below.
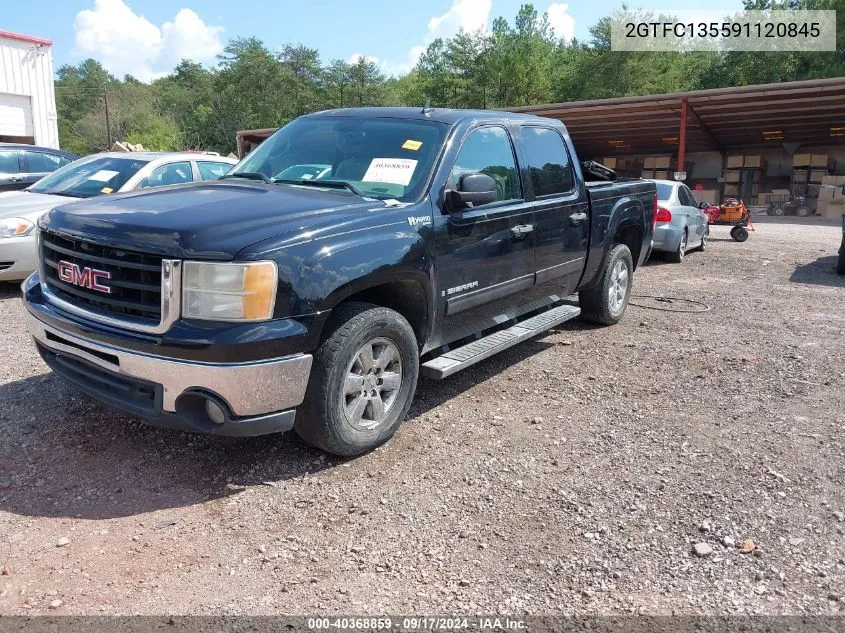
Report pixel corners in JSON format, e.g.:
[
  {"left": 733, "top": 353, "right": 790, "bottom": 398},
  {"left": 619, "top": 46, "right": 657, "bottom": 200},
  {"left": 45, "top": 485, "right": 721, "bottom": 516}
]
[
  {"left": 426, "top": 0, "right": 492, "bottom": 41},
  {"left": 73, "top": 0, "right": 223, "bottom": 81},
  {"left": 375, "top": 0, "right": 493, "bottom": 76},
  {"left": 546, "top": 3, "right": 576, "bottom": 42},
  {"left": 348, "top": 53, "right": 380, "bottom": 65}
]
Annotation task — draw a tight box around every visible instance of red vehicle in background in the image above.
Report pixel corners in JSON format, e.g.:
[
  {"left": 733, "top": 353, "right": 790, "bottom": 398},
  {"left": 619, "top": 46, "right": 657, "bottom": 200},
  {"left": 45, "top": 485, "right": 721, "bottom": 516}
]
[
  {"left": 699, "top": 201, "right": 721, "bottom": 223},
  {"left": 697, "top": 197, "right": 754, "bottom": 242}
]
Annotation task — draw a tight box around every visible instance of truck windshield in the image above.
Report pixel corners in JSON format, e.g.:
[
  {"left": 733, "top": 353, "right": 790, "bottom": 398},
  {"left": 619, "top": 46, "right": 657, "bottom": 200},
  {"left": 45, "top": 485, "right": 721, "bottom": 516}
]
[
  {"left": 232, "top": 116, "right": 448, "bottom": 202},
  {"left": 29, "top": 155, "right": 150, "bottom": 198}
]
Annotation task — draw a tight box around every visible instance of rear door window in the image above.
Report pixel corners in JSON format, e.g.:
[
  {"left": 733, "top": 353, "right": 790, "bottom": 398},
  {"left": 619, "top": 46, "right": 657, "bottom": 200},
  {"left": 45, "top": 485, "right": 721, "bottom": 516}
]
[
  {"left": 0, "top": 150, "right": 21, "bottom": 174},
  {"left": 520, "top": 127, "right": 574, "bottom": 197},
  {"left": 24, "top": 151, "right": 68, "bottom": 173},
  {"left": 197, "top": 161, "right": 232, "bottom": 181},
  {"left": 138, "top": 161, "right": 193, "bottom": 188}
]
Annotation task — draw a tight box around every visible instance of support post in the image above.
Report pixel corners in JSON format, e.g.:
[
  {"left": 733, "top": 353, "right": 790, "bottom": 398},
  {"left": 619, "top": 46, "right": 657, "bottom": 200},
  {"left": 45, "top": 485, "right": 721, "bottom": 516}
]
[{"left": 678, "top": 98, "right": 687, "bottom": 179}]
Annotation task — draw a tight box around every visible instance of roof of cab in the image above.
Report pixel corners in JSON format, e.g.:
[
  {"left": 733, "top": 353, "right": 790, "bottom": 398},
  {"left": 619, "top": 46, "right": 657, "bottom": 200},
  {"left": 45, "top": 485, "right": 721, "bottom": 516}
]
[{"left": 305, "top": 107, "right": 566, "bottom": 127}]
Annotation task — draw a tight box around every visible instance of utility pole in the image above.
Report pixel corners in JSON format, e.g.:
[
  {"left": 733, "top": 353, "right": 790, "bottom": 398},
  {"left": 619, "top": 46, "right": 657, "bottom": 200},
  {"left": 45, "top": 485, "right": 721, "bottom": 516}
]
[{"left": 104, "top": 86, "right": 111, "bottom": 148}]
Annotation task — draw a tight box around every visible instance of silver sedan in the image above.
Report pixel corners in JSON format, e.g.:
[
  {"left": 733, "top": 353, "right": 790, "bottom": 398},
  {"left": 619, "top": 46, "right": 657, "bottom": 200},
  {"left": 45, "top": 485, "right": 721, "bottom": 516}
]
[
  {"left": 650, "top": 180, "right": 709, "bottom": 263},
  {"left": 0, "top": 152, "right": 236, "bottom": 281}
]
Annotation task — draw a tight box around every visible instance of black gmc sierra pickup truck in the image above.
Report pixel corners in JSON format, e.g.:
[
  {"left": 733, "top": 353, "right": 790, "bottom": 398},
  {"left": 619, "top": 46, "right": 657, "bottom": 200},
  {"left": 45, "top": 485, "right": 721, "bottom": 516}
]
[{"left": 23, "top": 108, "right": 656, "bottom": 455}]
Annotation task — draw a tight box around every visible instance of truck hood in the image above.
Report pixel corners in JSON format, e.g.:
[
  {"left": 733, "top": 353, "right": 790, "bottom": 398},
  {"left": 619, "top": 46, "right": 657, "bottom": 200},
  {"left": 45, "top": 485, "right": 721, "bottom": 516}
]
[
  {"left": 39, "top": 181, "right": 386, "bottom": 259},
  {"left": 0, "top": 190, "right": 80, "bottom": 223}
]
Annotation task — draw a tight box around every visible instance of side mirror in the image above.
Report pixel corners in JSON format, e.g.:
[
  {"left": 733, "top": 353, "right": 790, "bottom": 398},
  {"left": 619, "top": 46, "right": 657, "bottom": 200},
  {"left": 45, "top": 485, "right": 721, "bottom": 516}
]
[
  {"left": 698, "top": 201, "right": 710, "bottom": 209},
  {"left": 445, "top": 173, "right": 497, "bottom": 212}
]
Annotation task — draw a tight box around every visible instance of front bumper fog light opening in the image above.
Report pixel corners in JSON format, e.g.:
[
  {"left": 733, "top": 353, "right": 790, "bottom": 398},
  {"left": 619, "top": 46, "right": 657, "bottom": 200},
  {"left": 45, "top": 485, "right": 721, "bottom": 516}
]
[{"left": 175, "top": 391, "right": 233, "bottom": 432}]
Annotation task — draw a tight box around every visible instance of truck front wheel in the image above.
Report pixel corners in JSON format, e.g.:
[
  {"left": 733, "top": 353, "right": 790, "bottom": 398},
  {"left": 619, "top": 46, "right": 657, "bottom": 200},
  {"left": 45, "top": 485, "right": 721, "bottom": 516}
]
[
  {"left": 578, "top": 243, "right": 634, "bottom": 326},
  {"left": 295, "top": 302, "right": 419, "bottom": 456}
]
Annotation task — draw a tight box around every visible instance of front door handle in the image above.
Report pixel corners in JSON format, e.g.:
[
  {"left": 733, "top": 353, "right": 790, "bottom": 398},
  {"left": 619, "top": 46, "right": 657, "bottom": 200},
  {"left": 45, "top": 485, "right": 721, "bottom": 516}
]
[
  {"left": 510, "top": 224, "right": 534, "bottom": 239},
  {"left": 569, "top": 212, "right": 587, "bottom": 225},
  {"left": 9, "top": 177, "right": 23, "bottom": 182}
]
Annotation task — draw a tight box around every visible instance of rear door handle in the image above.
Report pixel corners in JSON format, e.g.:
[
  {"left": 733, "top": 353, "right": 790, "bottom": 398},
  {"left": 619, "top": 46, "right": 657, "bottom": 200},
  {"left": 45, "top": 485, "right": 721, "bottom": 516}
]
[
  {"left": 510, "top": 224, "right": 534, "bottom": 239},
  {"left": 569, "top": 212, "right": 587, "bottom": 224}
]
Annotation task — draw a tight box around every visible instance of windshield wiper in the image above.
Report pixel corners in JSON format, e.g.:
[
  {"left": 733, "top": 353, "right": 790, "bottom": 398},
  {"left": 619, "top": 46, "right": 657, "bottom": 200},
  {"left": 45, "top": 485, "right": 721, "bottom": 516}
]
[
  {"left": 220, "top": 172, "right": 272, "bottom": 184},
  {"left": 275, "top": 179, "right": 368, "bottom": 198}
]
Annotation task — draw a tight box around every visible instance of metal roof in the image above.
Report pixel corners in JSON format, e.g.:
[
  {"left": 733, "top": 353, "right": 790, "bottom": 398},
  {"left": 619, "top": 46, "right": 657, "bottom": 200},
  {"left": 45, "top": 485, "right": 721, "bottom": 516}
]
[
  {"left": 0, "top": 30, "right": 52, "bottom": 46},
  {"left": 507, "top": 77, "right": 845, "bottom": 157}
]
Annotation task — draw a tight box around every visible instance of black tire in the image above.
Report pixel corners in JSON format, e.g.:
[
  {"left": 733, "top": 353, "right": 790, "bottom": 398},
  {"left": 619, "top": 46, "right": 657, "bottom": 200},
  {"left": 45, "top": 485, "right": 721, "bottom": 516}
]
[
  {"left": 766, "top": 207, "right": 774, "bottom": 216},
  {"left": 838, "top": 251, "right": 845, "bottom": 275},
  {"left": 667, "top": 229, "right": 687, "bottom": 263},
  {"left": 295, "top": 302, "right": 419, "bottom": 456},
  {"left": 772, "top": 206, "right": 785, "bottom": 217},
  {"left": 730, "top": 226, "right": 749, "bottom": 242},
  {"left": 795, "top": 206, "right": 811, "bottom": 218},
  {"left": 579, "top": 243, "right": 634, "bottom": 326}
]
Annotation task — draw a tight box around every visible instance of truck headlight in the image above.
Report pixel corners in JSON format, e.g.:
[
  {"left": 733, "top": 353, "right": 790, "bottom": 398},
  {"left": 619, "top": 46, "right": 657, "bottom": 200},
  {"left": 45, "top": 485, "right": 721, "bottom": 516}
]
[
  {"left": 0, "top": 217, "right": 35, "bottom": 239},
  {"left": 182, "top": 261, "right": 277, "bottom": 321}
]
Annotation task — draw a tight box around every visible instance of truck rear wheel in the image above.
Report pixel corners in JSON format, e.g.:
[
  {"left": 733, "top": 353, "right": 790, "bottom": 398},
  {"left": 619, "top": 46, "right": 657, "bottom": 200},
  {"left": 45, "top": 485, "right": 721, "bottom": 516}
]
[
  {"left": 578, "top": 243, "right": 633, "bottom": 326},
  {"left": 295, "top": 302, "right": 419, "bottom": 456}
]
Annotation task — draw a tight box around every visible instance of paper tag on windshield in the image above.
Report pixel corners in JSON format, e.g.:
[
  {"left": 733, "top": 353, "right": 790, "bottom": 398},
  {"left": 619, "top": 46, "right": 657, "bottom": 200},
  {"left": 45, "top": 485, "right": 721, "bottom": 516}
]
[
  {"left": 101, "top": 187, "right": 113, "bottom": 194},
  {"left": 363, "top": 158, "right": 418, "bottom": 186},
  {"left": 89, "top": 170, "right": 119, "bottom": 182},
  {"left": 402, "top": 139, "right": 422, "bottom": 151}
]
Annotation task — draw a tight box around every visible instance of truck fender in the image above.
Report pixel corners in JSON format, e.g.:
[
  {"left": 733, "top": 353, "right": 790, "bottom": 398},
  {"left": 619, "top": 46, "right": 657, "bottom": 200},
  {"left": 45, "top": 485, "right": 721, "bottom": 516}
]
[
  {"left": 580, "top": 195, "right": 647, "bottom": 290},
  {"left": 296, "top": 231, "right": 435, "bottom": 345}
]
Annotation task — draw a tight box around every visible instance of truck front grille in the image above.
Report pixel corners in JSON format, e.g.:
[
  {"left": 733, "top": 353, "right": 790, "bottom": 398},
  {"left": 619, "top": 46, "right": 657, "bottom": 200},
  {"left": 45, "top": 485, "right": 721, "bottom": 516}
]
[{"left": 40, "top": 229, "right": 163, "bottom": 323}]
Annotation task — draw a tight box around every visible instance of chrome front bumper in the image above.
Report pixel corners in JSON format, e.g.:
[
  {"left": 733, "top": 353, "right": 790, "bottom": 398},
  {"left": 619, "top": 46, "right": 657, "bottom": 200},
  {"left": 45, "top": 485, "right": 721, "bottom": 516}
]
[{"left": 26, "top": 311, "right": 313, "bottom": 421}]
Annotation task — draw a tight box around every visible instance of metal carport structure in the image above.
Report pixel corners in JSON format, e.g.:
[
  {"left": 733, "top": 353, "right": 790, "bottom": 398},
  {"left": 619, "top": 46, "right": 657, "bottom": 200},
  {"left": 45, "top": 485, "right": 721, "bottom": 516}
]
[{"left": 507, "top": 77, "right": 845, "bottom": 169}]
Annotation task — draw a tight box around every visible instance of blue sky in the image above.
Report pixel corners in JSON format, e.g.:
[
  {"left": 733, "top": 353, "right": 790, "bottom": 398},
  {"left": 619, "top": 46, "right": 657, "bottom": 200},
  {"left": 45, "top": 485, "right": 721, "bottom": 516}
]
[{"left": 5, "top": 0, "right": 744, "bottom": 80}]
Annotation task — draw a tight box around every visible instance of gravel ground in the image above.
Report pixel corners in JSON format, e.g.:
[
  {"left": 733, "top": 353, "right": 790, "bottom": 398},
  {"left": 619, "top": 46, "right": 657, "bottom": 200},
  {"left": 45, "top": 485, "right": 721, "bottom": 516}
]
[{"left": 0, "top": 215, "right": 843, "bottom": 616}]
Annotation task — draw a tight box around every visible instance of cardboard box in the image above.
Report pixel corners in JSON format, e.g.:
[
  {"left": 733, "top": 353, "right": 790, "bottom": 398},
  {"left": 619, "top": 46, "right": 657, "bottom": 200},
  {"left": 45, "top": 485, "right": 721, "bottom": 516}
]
[
  {"left": 793, "top": 168, "right": 809, "bottom": 183},
  {"left": 724, "top": 170, "right": 741, "bottom": 183},
  {"left": 819, "top": 185, "right": 836, "bottom": 201},
  {"left": 602, "top": 157, "right": 617, "bottom": 169},
  {"left": 726, "top": 155, "right": 744, "bottom": 168},
  {"left": 653, "top": 170, "right": 669, "bottom": 180},
  {"left": 821, "top": 174, "right": 845, "bottom": 187},
  {"left": 693, "top": 189, "right": 719, "bottom": 204},
  {"left": 819, "top": 199, "right": 845, "bottom": 220},
  {"left": 644, "top": 157, "right": 656, "bottom": 169},
  {"left": 654, "top": 156, "right": 672, "bottom": 169},
  {"left": 793, "top": 153, "right": 811, "bottom": 167},
  {"left": 743, "top": 155, "right": 764, "bottom": 168},
  {"left": 724, "top": 184, "right": 739, "bottom": 196},
  {"left": 809, "top": 169, "right": 827, "bottom": 183},
  {"left": 810, "top": 154, "right": 830, "bottom": 168}
]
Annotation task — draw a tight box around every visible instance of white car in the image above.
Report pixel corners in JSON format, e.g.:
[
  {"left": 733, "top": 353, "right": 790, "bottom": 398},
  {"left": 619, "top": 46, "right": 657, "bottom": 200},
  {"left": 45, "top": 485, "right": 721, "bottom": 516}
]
[{"left": 0, "top": 152, "right": 237, "bottom": 281}]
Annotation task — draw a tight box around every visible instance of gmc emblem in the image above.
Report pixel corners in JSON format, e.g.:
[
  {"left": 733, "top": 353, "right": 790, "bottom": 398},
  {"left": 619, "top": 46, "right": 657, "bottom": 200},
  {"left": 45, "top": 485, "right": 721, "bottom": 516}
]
[{"left": 57, "top": 260, "right": 112, "bottom": 294}]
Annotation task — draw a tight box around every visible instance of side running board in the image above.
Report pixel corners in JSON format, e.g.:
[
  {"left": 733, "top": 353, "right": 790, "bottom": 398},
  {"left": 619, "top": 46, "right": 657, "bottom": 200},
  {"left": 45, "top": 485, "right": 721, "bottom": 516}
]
[{"left": 420, "top": 304, "right": 580, "bottom": 380}]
